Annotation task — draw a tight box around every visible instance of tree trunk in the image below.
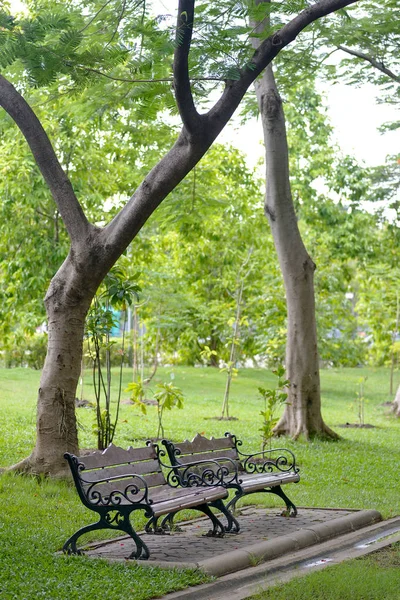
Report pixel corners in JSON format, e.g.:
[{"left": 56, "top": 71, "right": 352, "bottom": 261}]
[
  {"left": 392, "top": 385, "right": 400, "bottom": 417},
  {"left": 255, "top": 64, "right": 338, "bottom": 440},
  {"left": 10, "top": 258, "right": 95, "bottom": 476}
]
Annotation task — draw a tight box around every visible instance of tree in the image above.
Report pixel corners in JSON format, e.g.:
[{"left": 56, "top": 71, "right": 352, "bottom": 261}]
[
  {"left": 251, "top": 2, "right": 338, "bottom": 439},
  {"left": 0, "top": 0, "right": 360, "bottom": 475}
]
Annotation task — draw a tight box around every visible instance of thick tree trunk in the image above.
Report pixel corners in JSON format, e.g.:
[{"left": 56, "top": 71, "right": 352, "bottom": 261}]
[
  {"left": 392, "top": 385, "right": 400, "bottom": 417},
  {"left": 10, "top": 257, "right": 96, "bottom": 476},
  {"left": 255, "top": 64, "right": 338, "bottom": 440}
]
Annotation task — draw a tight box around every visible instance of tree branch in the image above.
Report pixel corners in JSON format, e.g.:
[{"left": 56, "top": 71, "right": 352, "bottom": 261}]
[
  {"left": 337, "top": 44, "right": 400, "bottom": 83},
  {"left": 207, "top": 0, "right": 360, "bottom": 134},
  {"left": 0, "top": 75, "right": 91, "bottom": 243},
  {"left": 103, "top": 0, "right": 362, "bottom": 267},
  {"left": 71, "top": 64, "right": 224, "bottom": 83},
  {"left": 174, "top": 0, "right": 203, "bottom": 136}
]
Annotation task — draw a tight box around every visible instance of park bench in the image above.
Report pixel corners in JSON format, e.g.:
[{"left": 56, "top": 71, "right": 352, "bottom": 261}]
[
  {"left": 159, "top": 432, "right": 300, "bottom": 533},
  {"left": 63, "top": 443, "right": 229, "bottom": 560}
]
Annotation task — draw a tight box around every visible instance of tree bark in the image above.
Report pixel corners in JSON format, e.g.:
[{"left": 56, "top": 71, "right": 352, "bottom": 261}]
[
  {"left": 392, "top": 385, "right": 400, "bottom": 418},
  {"left": 255, "top": 64, "right": 338, "bottom": 440},
  {"left": 10, "top": 257, "right": 95, "bottom": 475}
]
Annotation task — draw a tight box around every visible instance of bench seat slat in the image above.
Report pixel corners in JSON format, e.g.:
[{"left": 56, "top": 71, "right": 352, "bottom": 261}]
[
  {"left": 151, "top": 487, "right": 228, "bottom": 517},
  {"left": 239, "top": 472, "right": 300, "bottom": 491}
]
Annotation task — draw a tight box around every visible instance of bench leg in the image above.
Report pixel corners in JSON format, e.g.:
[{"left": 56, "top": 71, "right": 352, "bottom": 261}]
[
  {"left": 145, "top": 515, "right": 174, "bottom": 535},
  {"left": 226, "top": 489, "right": 243, "bottom": 514},
  {"left": 227, "top": 487, "right": 297, "bottom": 517},
  {"left": 197, "top": 504, "right": 225, "bottom": 537},
  {"left": 211, "top": 499, "right": 240, "bottom": 534},
  {"left": 63, "top": 511, "right": 150, "bottom": 560},
  {"left": 63, "top": 519, "right": 106, "bottom": 555},
  {"left": 159, "top": 512, "right": 183, "bottom": 533},
  {"left": 266, "top": 486, "right": 297, "bottom": 517},
  {"left": 147, "top": 504, "right": 226, "bottom": 538},
  {"left": 124, "top": 520, "right": 150, "bottom": 560}
]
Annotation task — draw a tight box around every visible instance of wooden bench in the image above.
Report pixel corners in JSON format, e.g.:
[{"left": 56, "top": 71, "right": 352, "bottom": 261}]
[
  {"left": 159, "top": 432, "right": 300, "bottom": 533},
  {"left": 63, "top": 443, "right": 229, "bottom": 559}
]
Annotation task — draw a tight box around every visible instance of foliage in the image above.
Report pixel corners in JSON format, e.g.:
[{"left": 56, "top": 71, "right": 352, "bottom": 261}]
[
  {"left": 199, "top": 345, "right": 218, "bottom": 366},
  {"left": 0, "top": 0, "right": 398, "bottom": 380},
  {"left": 0, "top": 0, "right": 178, "bottom": 344},
  {"left": 127, "top": 143, "right": 284, "bottom": 369},
  {"left": 0, "top": 332, "right": 48, "bottom": 369},
  {"left": 126, "top": 376, "right": 185, "bottom": 438},
  {"left": 258, "top": 366, "right": 289, "bottom": 450},
  {"left": 322, "top": 0, "right": 400, "bottom": 106}
]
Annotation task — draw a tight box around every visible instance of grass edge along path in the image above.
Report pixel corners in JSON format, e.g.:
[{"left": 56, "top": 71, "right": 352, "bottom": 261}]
[{"left": 249, "top": 541, "right": 400, "bottom": 600}]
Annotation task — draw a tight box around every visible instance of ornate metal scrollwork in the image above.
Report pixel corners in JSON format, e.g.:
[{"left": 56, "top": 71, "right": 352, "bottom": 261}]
[
  {"left": 242, "top": 449, "right": 298, "bottom": 475},
  {"left": 80, "top": 473, "right": 150, "bottom": 506},
  {"left": 225, "top": 432, "right": 298, "bottom": 475},
  {"left": 165, "top": 469, "right": 182, "bottom": 488},
  {"left": 170, "top": 458, "right": 238, "bottom": 488},
  {"left": 104, "top": 510, "right": 125, "bottom": 526}
]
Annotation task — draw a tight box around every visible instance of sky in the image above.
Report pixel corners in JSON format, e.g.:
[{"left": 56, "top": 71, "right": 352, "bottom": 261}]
[
  {"left": 219, "top": 81, "right": 399, "bottom": 170},
  {"left": 7, "top": 0, "right": 399, "bottom": 170}
]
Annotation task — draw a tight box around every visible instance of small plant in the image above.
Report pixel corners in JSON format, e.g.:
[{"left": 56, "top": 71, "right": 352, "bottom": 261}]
[
  {"left": 258, "top": 365, "right": 289, "bottom": 451},
  {"left": 126, "top": 379, "right": 185, "bottom": 439},
  {"left": 356, "top": 376, "right": 368, "bottom": 426},
  {"left": 199, "top": 345, "right": 218, "bottom": 366},
  {"left": 86, "top": 264, "right": 140, "bottom": 449},
  {"left": 125, "top": 376, "right": 147, "bottom": 414},
  {"left": 154, "top": 382, "right": 184, "bottom": 439}
]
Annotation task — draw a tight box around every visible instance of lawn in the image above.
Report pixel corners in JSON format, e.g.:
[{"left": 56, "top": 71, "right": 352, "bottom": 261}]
[{"left": 1, "top": 365, "right": 399, "bottom": 599}]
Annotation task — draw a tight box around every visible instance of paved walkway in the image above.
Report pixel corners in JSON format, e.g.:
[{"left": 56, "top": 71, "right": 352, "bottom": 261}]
[{"left": 85, "top": 505, "right": 382, "bottom": 575}]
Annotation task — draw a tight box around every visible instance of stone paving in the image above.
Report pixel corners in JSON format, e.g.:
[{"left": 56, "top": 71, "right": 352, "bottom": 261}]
[{"left": 85, "top": 505, "right": 357, "bottom": 566}]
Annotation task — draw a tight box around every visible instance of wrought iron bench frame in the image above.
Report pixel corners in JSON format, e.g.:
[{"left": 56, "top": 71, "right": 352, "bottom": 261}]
[
  {"left": 63, "top": 443, "right": 229, "bottom": 560},
  {"left": 160, "top": 432, "right": 300, "bottom": 533}
]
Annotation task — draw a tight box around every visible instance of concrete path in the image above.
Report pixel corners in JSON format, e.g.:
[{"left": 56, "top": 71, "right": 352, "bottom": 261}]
[
  {"left": 162, "top": 516, "right": 400, "bottom": 600},
  {"left": 85, "top": 505, "right": 382, "bottom": 576}
]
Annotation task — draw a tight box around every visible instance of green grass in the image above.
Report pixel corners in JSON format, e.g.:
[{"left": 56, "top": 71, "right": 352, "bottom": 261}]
[
  {"left": 0, "top": 365, "right": 399, "bottom": 599},
  {"left": 249, "top": 542, "right": 400, "bottom": 600}
]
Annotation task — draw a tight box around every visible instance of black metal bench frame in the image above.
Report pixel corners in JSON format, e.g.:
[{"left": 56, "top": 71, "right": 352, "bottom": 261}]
[
  {"left": 160, "top": 432, "right": 300, "bottom": 533},
  {"left": 64, "top": 443, "right": 229, "bottom": 560}
]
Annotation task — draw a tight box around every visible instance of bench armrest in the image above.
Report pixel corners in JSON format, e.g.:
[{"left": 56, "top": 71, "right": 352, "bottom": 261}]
[
  {"left": 226, "top": 434, "right": 299, "bottom": 475},
  {"left": 84, "top": 472, "right": 152, "bottom": 506},
  {"left": 65, "top": 453, "right": 152, "bottom": 507},
  {"left": 170, "top": 456, "right": 240, "bottom": 488}
]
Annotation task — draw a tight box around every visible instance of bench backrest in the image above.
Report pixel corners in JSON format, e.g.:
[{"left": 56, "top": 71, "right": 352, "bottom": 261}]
[
  {"left": 162, "top": 433, "right": 240, "bottom": 476},
  {"left": 162, "top": 434, "right": 298, "bottom": 481},
  {"left": 65, "top": 444, "right": 166, "bottom": 508}
]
